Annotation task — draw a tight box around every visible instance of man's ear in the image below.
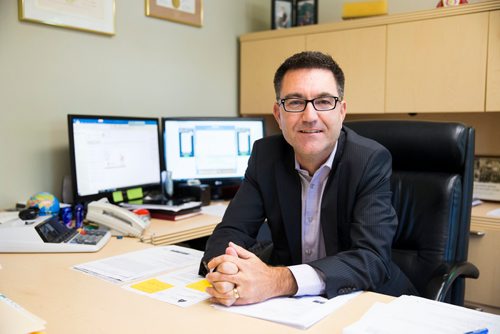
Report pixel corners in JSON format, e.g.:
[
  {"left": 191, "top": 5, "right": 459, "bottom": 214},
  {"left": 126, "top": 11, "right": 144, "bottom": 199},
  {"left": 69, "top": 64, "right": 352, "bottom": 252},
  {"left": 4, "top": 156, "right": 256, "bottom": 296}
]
[
  {"left": 339, "top": 100, "right": 347, "bottom": 122},
  {"left": 273, "top": 102, "right": 282, "bottom": 129}
]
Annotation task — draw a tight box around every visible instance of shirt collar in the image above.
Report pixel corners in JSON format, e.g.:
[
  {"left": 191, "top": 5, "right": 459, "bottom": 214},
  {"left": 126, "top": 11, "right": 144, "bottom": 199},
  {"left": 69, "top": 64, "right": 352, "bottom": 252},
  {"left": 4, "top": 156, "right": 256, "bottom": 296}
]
[{"left": 294, "top": 141, "right": 338, "bottom": 175}]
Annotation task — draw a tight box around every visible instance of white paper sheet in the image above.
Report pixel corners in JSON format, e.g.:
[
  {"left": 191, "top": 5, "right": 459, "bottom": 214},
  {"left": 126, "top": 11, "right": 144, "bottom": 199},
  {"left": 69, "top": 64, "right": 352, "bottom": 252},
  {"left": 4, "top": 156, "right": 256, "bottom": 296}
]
[
  {"left": 213, "top": 291, "right": 362, "bottom": 329},
  {"left": 123, "top": 265, "right": 210, "bottom": 308},
  {"left": 201, "top": 203, "right": 227, "bottom": 217},
  {"left": 343, "top": 295, "right": 500, "bottom": 334},
  {"left": 73, "top": 245, "right": 203, "bottom": 283}
]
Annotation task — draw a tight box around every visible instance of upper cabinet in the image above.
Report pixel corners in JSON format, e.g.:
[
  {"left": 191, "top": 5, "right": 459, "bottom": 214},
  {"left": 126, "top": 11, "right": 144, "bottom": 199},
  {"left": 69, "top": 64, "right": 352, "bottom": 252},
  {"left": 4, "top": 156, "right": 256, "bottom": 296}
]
[
  {"left": 307, "top": 26, "right": 386, "bottom": 114},
  {"left": 487, "top": 10, "right": 500, "bottom": 112},
  {"left": 239, "top": 2, "right": 500, "bottom": 115},
  {"left": 386, "top": 13, "right": 488, "bottom": 113},
  {"left": 240, "top": 36, "right": 305, "bottom": 116}
]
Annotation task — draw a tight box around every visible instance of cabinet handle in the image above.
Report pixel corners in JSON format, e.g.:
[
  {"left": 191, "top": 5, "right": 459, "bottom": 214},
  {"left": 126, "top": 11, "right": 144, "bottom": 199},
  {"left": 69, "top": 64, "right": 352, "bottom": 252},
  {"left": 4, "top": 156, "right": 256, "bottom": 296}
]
[{"left": 469, "top": 230, "right": 486, "bottom": 237}]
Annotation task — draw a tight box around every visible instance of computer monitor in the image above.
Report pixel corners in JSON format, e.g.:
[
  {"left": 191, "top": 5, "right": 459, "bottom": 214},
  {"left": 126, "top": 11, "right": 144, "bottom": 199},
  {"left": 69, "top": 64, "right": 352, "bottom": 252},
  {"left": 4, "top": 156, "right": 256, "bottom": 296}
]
[
  {"left": 68, "top": 115, "right": 162, "bottom": 204},
  {"left": 162, "top": 117, "right": 265, "bottom": 197}
]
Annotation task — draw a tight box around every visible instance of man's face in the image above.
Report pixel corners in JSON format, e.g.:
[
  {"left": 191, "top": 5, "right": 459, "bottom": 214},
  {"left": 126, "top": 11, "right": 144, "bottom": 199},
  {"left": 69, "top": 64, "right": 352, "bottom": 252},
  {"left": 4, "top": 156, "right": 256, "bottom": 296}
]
[{"left": 273, "top": 68, "right": 346, "bottom": 169}]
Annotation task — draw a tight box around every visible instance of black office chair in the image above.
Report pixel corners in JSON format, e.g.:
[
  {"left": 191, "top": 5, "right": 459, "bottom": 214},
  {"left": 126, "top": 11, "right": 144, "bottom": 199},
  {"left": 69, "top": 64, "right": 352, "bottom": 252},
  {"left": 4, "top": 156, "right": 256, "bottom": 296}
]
[{"left": 345, "top": 120, "right": 479, "bottom": 306}]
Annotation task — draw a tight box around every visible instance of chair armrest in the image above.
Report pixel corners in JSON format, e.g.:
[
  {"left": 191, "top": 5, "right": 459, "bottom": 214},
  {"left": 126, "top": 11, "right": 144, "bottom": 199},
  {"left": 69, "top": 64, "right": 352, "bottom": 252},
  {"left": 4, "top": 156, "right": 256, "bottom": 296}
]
[{"left": 425, "top": 261, "right": 479, "bottom": 302}]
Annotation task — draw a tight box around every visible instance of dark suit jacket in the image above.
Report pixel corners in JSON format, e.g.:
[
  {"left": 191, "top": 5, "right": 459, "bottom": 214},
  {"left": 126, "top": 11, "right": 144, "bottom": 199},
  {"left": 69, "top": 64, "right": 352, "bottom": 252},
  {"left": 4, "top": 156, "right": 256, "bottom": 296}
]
[{"left": 201, "top": 126, "right": 413, "bottom": 298}]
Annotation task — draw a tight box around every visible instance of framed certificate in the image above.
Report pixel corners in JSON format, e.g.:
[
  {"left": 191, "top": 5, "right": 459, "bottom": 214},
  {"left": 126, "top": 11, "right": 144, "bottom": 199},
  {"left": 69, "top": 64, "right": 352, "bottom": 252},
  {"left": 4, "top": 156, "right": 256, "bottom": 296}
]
[
  {"left": 18, "top": 0, "right": 115, "bottom": 36},
  {"left": 146, "top": 0, "right": 203, "bottom": 27}
]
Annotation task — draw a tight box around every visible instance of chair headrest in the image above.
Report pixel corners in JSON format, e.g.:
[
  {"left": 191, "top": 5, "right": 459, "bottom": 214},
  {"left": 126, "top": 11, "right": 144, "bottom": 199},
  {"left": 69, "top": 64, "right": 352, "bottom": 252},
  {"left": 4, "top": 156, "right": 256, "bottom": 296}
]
[{"left": 344, "top": 120, "right": 471, "bottom": 173}]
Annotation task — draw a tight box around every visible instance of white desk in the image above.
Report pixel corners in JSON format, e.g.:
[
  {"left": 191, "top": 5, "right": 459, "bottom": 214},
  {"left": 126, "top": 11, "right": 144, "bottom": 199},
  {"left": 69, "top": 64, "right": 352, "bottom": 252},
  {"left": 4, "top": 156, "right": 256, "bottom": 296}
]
[{"left": 0, "top": 236, "right": 394, "bottom": 334}]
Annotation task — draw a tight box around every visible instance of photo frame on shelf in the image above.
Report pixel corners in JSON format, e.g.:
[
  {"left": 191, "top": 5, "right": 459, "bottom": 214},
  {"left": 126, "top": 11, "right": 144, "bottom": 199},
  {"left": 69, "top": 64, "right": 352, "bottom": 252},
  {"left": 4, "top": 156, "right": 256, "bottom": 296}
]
[
  {"left": 473, "top": 156, "right": 500, "bottom": 202},
  {"left": 295, "top": 0, "right": 318, "bottom": 26},
  {"left": 146, "top": 0, "right": 203, "bottom": 27},
  {"left": 272, "top": 0, "right": 294, "bottom": 29},
  {"left": 18, "top": 0, "right": 115, "bottom": 36}
]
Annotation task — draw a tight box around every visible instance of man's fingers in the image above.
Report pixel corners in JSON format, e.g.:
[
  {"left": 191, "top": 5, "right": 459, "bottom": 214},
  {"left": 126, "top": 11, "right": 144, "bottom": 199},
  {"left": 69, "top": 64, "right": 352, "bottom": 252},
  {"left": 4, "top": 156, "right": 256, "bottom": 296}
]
[
  {"left": 225, "top": 246, "right": 238, "bottom": 257},
  {"left": 217, "top": 261, "right": 238, "bottom": 275},
  {"left": 228, "top": 242, "right": 255, "bottom": 260},
  {"left": 212, "top": 281, "right": 235, "bottom": 294}
]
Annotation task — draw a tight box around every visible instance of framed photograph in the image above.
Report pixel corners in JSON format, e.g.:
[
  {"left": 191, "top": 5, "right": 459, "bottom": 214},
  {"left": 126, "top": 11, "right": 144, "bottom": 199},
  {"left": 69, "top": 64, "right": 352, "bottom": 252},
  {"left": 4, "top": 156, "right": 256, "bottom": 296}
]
[
  {"left": 474, "top": 156, "right": 500, "bottom": 201},
  {"left": 295, "top": 0, "right": 317, "bottom": 26},
  {"left": 18, "top": 0, "right": 115, "bottom": 36},
  {"left": 272, "top": 0, "right": 294, "bottom": 30},
  {"left": 146, "top": 0, "right": 203, "bottom": 27}
]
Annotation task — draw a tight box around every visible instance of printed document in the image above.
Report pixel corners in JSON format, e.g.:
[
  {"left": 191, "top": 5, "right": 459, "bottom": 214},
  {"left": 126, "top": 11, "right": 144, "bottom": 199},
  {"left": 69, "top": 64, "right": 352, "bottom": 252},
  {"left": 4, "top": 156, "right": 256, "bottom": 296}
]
[
  {"left": 213, "top": 291, "right": 361, "bottom": 329},
  {"left": 73, "top": 245, "right": 203, "bottom": 283},
  {"left": 123, "top": 265, "right": 210, "bottom": 308},
  {"left": 343, "top": 295, "right": 500, "bottom": 334}
]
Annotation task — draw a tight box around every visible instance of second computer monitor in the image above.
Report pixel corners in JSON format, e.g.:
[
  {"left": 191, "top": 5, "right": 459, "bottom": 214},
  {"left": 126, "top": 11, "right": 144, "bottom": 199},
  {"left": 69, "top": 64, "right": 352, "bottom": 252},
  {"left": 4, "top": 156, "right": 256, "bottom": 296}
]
[{"left": 162, "top": 117, "right": 265, "bottom": 190}]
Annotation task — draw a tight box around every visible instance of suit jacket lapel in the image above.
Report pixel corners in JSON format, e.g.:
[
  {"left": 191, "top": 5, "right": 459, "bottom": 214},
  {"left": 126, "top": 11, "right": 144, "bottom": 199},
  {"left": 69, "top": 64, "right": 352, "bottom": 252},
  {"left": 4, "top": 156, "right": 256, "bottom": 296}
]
[
  {"left": 275, "top": 143, "right": 302, "bottom": 264},
  {"left": 321, "top": 129, "right": 346, "bottom": 256}
]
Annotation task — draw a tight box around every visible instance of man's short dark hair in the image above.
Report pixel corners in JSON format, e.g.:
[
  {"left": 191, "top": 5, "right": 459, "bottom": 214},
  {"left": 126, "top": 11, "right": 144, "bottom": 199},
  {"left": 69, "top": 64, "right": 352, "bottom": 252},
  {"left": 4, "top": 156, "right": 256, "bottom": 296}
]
[{"left": 273, "top": 51, "right": 345, "bottom": 101}]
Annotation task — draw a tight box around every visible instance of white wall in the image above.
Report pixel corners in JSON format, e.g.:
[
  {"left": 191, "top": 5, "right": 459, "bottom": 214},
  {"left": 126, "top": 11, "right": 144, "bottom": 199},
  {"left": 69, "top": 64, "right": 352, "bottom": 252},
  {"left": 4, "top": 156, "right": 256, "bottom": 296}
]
[
  {"left": 0, "top": 0, "right": 270, "bottom": 208},
  {"left": 0, "top": 0, "right": 485, "bottom": 208}
]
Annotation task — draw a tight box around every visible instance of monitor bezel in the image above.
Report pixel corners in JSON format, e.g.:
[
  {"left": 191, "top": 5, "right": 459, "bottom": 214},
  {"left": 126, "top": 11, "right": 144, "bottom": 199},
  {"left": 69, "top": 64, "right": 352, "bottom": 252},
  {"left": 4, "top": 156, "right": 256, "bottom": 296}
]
[
  {"left": 68, "top": 114, "right": 162, "bottom": 205},
  {"left": 161, "top": 116, "right": 266, "bottom": 187}
]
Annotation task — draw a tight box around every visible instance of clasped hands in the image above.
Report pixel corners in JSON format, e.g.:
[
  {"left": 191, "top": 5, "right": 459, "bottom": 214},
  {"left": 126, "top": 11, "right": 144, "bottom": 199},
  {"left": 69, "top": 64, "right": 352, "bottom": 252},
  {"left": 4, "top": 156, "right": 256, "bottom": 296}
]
[{"left": 204, "top": 242, "right": 298, "bottom": 306}]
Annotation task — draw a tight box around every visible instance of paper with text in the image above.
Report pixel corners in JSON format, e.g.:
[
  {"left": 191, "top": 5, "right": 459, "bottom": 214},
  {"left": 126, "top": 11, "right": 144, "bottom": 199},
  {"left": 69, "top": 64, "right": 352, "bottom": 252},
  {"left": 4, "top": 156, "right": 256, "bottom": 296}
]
[
  {"left": 343, "top": 295, "right": 500, "bottom": 334},
  {"left": 123, "top": 265, "right": 211, "bottom": 307},
  {"left": 213, "top": 291, "right": 361, "bottom": 329},
  {"left": 73, "top": 245, "right": 203, "bottom": 283}
]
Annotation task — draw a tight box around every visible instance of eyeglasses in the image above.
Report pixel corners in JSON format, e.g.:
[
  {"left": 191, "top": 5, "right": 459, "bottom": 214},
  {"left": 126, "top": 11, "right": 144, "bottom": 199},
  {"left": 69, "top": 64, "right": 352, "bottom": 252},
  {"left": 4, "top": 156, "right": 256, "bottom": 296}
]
[{"left": 278, "top": 96, "right": 340, "bottom": 113}]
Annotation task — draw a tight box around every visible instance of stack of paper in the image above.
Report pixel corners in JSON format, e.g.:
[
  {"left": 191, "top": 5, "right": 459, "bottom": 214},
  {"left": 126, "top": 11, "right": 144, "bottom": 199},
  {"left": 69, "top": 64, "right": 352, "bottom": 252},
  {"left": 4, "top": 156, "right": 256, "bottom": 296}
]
[
  {"left": 0, "top": 293, "right": 46, "bottom": 334},
  {"left": 343, "top": 295, "right": 500, "bottom": 334}
]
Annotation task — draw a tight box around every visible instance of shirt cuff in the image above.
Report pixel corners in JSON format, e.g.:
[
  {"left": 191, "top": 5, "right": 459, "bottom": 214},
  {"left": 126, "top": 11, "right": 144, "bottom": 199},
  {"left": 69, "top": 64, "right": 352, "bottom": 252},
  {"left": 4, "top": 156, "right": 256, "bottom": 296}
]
[{"left": 288, "top": 264, "right": 326, "bottom": 296}]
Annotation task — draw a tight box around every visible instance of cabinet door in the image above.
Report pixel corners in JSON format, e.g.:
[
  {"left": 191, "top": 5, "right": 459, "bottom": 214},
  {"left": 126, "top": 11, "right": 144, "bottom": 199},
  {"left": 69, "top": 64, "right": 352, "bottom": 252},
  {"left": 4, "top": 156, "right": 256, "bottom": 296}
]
[
  {"left": 486, "top": 10, "right": 500, "bottom": 112},
  {"left": 240, "top": 36, "right": 305, "bottom": 115},
  {"left": 306, "top": 26, "right": 386, "bottom": 114},
  {"left": 386, "top": 13, "right": 488, "bottom": 113},
  {"left": 465, "top": 222, "right": 500, "bottom": 308}
]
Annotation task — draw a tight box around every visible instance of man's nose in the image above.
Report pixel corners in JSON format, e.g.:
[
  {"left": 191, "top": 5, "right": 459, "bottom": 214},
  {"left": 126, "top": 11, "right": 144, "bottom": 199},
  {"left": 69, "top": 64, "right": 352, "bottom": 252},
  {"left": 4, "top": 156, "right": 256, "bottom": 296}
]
[{"left": 302, "top": 101, "right": 318, "bottom": 122}]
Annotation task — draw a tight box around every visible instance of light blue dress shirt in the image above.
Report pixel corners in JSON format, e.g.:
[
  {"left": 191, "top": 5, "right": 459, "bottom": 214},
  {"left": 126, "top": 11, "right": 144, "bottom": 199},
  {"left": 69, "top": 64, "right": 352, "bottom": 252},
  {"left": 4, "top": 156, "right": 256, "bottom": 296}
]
[{"left": 287, "top": 143, "right": 337, "bottom": 296}]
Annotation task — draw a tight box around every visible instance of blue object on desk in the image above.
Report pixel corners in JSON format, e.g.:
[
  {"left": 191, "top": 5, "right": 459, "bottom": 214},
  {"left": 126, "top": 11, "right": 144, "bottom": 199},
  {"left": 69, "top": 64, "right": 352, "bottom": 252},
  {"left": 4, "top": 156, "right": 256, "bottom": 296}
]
[
  {"left": 464, "top": 328, "right": 488, "bottom": 334},
  {"left": 74, "top": 204, "right": 84, "bottom": 229}
]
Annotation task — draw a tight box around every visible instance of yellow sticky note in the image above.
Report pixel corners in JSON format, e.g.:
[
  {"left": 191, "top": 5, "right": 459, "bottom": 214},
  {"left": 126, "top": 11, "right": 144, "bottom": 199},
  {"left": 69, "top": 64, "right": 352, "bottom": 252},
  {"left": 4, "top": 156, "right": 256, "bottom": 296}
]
[
  {"left": 186, "top": 279, "right": 212, "bottom": 293},
  {"left": 130, "top": 278, "right": 173, "bottom": 294}
]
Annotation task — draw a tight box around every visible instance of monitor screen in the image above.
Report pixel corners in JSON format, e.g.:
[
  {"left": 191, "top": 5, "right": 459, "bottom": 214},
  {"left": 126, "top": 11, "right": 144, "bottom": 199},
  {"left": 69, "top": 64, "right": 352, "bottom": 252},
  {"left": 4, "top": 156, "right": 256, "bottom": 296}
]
[
  {"left": 162, "top": 117, "right": 265, "bottom": 185},
  {"left": 68, "top": 115, "right": 162, "bottom": 203}
]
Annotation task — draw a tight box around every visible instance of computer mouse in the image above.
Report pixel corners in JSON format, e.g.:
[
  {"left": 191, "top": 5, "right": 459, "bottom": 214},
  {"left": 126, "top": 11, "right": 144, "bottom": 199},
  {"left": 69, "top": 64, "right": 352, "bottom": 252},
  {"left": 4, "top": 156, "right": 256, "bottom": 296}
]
[{"left": 18, "top": 207, "right": 40, "bottom": 220}]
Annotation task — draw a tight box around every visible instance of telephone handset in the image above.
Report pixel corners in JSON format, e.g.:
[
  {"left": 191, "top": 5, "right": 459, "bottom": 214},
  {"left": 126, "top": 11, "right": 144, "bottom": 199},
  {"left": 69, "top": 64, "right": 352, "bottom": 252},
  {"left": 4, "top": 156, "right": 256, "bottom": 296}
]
[{"left": 86, "top": 198, "right": 150, "bottom": 237}]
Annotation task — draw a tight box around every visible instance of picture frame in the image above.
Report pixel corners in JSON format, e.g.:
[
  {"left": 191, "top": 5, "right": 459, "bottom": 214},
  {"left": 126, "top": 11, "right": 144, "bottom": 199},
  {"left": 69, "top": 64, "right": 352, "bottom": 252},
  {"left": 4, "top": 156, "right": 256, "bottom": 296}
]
[
  {"left": 295, "top": 0, "right": 318, "bottom": 26},
  {"left": 474, "top": 156, "right": 500, "bottom": 201},
  {"left": 18, "top": 0, "right": 115, "bottom": 36},
  {"left": 146, "top": 0, "right": 203, "bottom": 28},
  {"left": 272, "top": 0, "right": 294, "bottom": 30}
]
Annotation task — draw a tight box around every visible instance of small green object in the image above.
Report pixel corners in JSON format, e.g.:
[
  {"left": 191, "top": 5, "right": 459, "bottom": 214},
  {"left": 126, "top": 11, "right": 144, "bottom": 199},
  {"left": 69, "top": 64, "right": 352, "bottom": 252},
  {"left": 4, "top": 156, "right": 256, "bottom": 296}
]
[
  {"left": 112, "top": 191, "right": 124, "bottom": 203},
  {"left": 127, "top": 187, "right": 143, "bottom": 200}
]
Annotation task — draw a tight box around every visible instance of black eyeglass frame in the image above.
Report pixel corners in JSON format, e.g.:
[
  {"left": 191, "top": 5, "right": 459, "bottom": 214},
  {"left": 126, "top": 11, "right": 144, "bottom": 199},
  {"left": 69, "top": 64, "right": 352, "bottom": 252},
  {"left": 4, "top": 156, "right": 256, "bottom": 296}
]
[{"left": 278, "top": 96, "right": 341, "bottom": 113}]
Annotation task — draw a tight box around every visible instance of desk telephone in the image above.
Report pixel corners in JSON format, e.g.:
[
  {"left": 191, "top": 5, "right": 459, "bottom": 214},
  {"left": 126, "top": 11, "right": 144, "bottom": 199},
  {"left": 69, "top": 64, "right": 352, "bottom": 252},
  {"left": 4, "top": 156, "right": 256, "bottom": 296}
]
[{"left": 86, "top": 199, "right": 150, "bottom": 237}]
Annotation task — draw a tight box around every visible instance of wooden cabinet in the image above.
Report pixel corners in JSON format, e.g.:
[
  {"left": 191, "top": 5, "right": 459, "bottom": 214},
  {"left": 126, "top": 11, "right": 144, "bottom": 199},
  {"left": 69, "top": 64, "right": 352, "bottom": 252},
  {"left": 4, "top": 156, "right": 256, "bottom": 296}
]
[
  {"left": 487, "top": 10, "right": 500, "bottom": 112},
  {"left": 239, "top": 2, "right": 500, "bottom": 115},
  {"left": 240, "top": 36, "right": 305, "bottom": 115},
  {"left": 465, "top": 202, "right": 500, "bottom": 313},
  {"left": 386, "top": 13, "right": 488, "bottom": 113},
  {"left": 306, "top": 26, "right": 386, "bottom": 114}
]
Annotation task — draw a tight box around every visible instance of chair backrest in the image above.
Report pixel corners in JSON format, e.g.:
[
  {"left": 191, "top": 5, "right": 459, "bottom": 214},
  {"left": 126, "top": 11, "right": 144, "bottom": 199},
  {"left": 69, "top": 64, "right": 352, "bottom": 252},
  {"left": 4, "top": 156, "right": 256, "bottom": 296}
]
[{"left": 344, "top": 120, "right": 475, "bottom": 305}]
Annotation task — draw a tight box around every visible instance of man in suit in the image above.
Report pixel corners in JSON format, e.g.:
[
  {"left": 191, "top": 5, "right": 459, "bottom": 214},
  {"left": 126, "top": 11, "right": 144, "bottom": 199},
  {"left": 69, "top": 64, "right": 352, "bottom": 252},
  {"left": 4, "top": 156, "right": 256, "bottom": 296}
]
[{"left": 201, "top": 51, "right": 416, "bottom": 306}]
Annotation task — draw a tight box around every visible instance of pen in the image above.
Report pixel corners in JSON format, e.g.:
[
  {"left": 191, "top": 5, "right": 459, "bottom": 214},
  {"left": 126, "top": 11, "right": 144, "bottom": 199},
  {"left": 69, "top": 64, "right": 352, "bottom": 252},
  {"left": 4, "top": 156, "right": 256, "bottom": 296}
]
[{"left": 464, "top": 328, "right": 488, "bottom": 334}]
